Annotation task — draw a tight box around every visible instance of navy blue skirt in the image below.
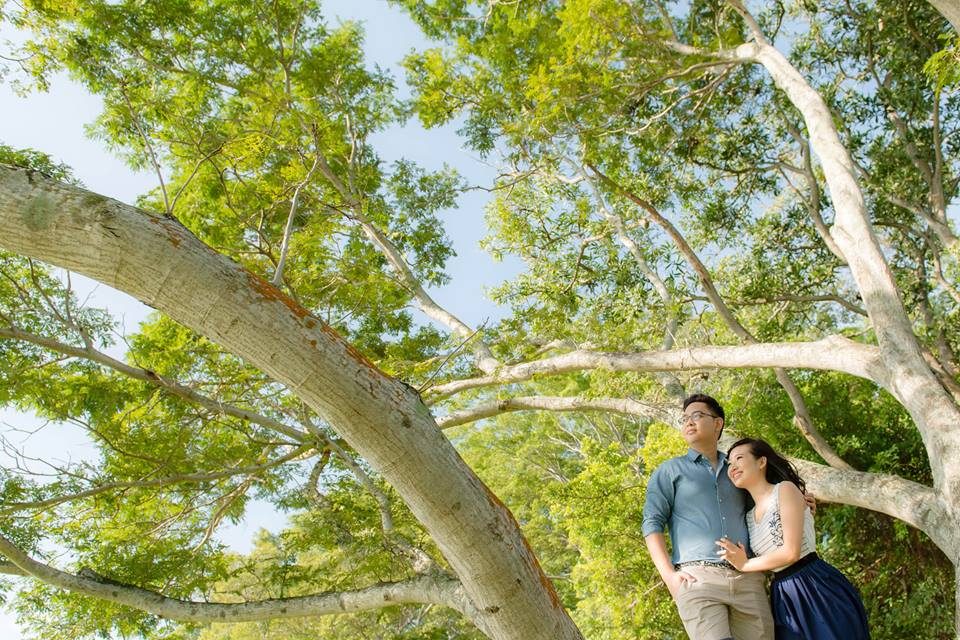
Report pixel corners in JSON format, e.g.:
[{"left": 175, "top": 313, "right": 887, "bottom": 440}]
[{"left": 770, "top": 553, "right": 870, "bottom": 640}]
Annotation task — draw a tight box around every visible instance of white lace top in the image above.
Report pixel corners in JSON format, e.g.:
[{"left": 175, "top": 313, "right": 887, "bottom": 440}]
[{"left": 746, "top": 482, "right": 816, "bottom": 571}]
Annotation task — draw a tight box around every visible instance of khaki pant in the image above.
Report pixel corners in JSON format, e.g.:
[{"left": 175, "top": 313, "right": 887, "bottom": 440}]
[{"left": 673, "top": 565, "right": 773, "bottom": 640}]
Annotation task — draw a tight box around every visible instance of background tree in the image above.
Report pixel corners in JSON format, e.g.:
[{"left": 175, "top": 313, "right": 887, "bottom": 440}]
[{"left": 1, "top": 0, "right": 959, "bottom": 639}]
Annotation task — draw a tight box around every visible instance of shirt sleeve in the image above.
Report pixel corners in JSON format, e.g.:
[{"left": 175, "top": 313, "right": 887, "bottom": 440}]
[{"left": 641, "top": 462, "right": 675, "bottom": 537}]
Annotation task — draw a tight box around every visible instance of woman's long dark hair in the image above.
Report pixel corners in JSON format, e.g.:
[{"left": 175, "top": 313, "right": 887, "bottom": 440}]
[{"left": 727, "top": 438, "right": 806, "bottom": 509}]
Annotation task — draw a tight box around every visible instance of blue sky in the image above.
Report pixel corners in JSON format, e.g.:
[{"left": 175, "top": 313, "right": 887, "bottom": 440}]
[{"left": 0, "top": 1, "right": 519, "bottom": 637}]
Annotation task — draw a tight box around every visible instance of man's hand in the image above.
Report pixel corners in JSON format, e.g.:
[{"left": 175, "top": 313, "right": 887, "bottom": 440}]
[{"left": 665, "top": 569, "right": 697, "bottom": 598}]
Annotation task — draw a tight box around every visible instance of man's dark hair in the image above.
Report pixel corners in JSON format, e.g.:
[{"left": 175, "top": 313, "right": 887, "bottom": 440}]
[{"left": 682, "top": 393, "right": 725, "bottom": 439}]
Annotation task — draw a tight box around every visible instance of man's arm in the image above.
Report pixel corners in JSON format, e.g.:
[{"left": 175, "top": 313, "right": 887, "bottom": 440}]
[
  {"left": 641, "top": 464, "right": 695, "bottom": 598},
  {"left": 645, "top": 532, "right": 696, "bottom": 598}
]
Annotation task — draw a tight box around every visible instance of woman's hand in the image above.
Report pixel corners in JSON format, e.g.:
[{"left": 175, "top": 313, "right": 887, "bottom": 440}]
[{"left": 716, "top": 537, "right": 747, "bottom": 570}]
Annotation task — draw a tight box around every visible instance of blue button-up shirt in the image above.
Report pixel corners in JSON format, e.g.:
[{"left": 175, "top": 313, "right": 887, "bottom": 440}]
[{"left": 641, "top": 449, "right": 750, "bottom": 565}]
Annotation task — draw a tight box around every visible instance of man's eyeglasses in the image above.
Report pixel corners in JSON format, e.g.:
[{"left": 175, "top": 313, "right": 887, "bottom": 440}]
[{"left": 678, "top": 410, "right": 719, "bottom": 426}]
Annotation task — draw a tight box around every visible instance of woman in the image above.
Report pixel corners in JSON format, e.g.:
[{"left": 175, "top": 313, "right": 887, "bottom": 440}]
[{"left": 716, "top": 438, "right": 869, "bottom": 640}]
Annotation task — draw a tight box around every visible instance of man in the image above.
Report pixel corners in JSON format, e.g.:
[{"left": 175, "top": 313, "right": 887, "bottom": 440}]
[{"left": 642, "top": 393, "right": 773, "bottom": 640}]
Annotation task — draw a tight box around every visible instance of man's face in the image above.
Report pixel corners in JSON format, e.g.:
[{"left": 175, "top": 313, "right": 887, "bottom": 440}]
[{"left": 679, "top": 401, "right": 723, "bottom": 447}]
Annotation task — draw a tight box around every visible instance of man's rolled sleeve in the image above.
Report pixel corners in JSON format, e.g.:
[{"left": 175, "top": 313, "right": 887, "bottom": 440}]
[{"left": 641, "top": 464, "right": 674, "bottom": 537}]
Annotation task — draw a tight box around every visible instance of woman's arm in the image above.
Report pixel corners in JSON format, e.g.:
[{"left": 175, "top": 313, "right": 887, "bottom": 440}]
[{"left": 717, "top": 482, "right": 806, "bottom": 572}]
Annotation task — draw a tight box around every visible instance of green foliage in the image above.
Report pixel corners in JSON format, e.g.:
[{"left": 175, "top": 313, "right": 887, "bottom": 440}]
[
  {"left": 0, "top": 143, "right": 78, "bottom": 184},
  {"left": 1, "top": 0, "right": 959, "bottom": 637},
  {"left": 6, "top": 0, "right": 461, "bottom": 358},
  {"left": 924, "top": 35, "right": 960, "bottom": 89},
  {"left": 450, "top": 406, "right": 690, "bottom": 639},
  {"left": 817, "top": 506, "right": 954, "bottom": 640}
]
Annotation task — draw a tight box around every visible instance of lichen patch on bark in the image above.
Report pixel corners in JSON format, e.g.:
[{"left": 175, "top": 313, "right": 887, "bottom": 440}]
[{"left": 21, "top": 193, "right": 57, "bottom": 231}]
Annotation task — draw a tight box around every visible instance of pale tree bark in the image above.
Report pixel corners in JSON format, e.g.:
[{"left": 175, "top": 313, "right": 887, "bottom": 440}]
[
  {"left": 0, "top": 535, "right": 477, "bottom": 625},
  {"left": 0, "top": 165, "right": 582, "bottom": 640},
  {"left": 727, "top": 5, "right": 960, "bottom": 504},
  {"left": 928, "top": 0, "right": 960, "bottom": 33},
  {"left": 437, "top": 395, "right": 673, "bottom": 429},
  {"left": 789, "top": 460, "right": 954, "bottom": 544},
  {"left": 426, "top": 336, "right": 888, "bottom": 401},
  {"left": 725, "top": 5, "right": 960, "bottom": 629}
]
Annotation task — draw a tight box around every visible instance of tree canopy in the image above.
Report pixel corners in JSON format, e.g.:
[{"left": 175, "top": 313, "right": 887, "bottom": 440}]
[{"left": 1, "top": 1, "right": 959, "bottom": 639}]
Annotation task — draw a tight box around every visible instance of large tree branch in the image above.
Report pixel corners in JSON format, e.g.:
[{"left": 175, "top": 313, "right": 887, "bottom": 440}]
[
  {"left": 0, "top": 164, "right": 581, "bottom": 640},
  {"left": 426, "top": 336, "right": 886, "bottom": 401},
  {"left": 723, "top": 5, "right": 960, "bottom": 501},
  {"left": 437, "top": 396, "right": 673, "bottom": 430},
  {"left": 0, "top": 533, "right": 474, "bottom": 624},
  {"left": 791, "top": 459, "right": 954, "bottom": 554}
]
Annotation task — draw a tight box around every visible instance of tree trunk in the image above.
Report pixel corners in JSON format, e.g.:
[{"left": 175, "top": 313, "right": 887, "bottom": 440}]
[
  {"left": 738, "top": 33, "right": 960, "bottom": 630},
  {"left": 928, "top": 0, "right": 960, "bottom": 33},
  {"left": 0, "top": 165, "right": 583, "bottom": 640}
]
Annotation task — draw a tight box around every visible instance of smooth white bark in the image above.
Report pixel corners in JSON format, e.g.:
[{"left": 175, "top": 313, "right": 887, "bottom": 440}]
[
  {"left": 928, "top": 0, "right": 960, "bottom": 32},
  {"left": 732, "top": 25, "right": 960, "bottom": 514},
  {"left": 791, "top": 459, "right": 956, "bottom": 555},
  {"left": 720, "top": 18, "right": 960, "bottom": 627},
  {"left": 427, "top": 336, "right": 887, "bottom": 400},
  {"left": 437, "top": 395, "right": 672, "bottom": 429},
  {"left": 0, "top": 534, "right": 474, "bottom": 624}
]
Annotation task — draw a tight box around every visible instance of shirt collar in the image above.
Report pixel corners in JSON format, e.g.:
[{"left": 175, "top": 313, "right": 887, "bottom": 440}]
[{"left": 685, "top": 448, "right": 727, "bottom": 466}]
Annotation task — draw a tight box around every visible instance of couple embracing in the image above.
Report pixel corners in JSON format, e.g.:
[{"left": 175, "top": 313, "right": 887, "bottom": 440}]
[{"left": 642, "top": 394, "right": 870, "bottom": 640}]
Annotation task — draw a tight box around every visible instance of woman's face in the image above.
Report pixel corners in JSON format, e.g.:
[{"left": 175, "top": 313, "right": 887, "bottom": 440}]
[{"left": 727, "top": 444, "right": 766, "bottom": 488}]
